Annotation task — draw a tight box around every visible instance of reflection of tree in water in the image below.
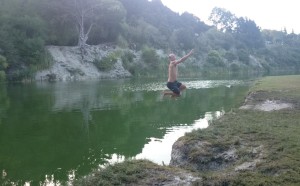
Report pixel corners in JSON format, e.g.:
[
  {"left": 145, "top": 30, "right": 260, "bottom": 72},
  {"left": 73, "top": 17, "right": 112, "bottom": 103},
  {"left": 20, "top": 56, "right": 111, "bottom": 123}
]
[
  {"left": 0, "top": 85, "right": 10, "bottom": 184},
  {"left": 80, "top": 95, "right": 93, "bottom": 137},
  {"left": 0, "top": 84, "right": 9, "bottom": 126}
]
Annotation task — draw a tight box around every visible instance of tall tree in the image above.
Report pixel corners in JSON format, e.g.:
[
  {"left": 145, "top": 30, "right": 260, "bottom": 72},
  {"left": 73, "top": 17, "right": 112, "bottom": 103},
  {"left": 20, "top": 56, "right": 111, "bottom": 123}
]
[
  {"left": 43, "top": 0, "right": 126, "bottom": 47},
  {"left": 234, "top": 17, "right": 264, "bottom": 48},
  {"left": 209, "top": 7, "right": 236, "bottom": 33},
  {"left": 70, "top": 0, "right": 125, "bottom": 47}
]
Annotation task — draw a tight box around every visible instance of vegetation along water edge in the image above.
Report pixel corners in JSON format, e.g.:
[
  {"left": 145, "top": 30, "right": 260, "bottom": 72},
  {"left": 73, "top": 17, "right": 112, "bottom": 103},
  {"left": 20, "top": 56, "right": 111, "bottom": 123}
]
[{"left": 74, "top": 75, "right": 300, "bottom": 186}]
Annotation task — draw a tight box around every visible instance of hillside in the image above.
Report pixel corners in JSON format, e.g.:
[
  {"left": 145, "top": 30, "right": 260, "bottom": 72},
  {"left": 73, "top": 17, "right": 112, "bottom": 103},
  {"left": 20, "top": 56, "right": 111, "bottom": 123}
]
[{"left": 0, "top": 0, "right": 300, "bottom": 81}]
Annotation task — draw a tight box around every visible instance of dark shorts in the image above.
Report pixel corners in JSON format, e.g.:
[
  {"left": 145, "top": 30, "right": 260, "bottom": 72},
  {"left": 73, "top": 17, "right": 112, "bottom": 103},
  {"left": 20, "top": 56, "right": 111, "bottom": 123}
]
[{"left": 167, "top": 81, "right": 182, "bottom": 95}]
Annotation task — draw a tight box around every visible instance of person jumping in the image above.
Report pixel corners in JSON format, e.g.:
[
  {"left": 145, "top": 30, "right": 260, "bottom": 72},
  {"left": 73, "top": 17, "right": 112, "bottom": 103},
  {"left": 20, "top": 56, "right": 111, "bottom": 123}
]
[{"left": 164, "top": 49, "right": 194, "bottom": 97}]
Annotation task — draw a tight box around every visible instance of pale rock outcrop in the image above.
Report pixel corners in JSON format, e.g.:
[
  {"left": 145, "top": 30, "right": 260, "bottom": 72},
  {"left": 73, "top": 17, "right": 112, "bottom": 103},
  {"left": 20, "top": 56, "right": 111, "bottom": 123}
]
[{"left": 35, "top": 45, "right": 132, "bottom": 81}]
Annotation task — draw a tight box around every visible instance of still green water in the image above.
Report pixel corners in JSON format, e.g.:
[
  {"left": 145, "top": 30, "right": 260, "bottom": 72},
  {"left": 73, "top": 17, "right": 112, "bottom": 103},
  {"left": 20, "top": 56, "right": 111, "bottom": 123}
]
[{"left": 0, "top": 78, "right": 251, "bottom": 185}]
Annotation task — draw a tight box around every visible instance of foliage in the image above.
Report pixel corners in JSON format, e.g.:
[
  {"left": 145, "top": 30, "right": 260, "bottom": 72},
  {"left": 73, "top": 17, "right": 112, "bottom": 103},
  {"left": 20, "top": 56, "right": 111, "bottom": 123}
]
[
  {"left": 235, "top": 17, "right": 265, "bottom": 49},
  {"left": 224, "top": 51, "right": 237, "bottom": 62},
  {"left": 120, "top": 0, "right": 209, "bottom": 50},
  {"left": 0, "top": 55, "right": 8, "bottom": 81},
  {"left": 41, "top": 0, "right": 126, "bottom": 46},
  {"left": 229, "top": 62, "right": 240, "bottom": 72},
  {"left": 117, "top": 35, "right": 129, "bottom": 48},
  {"left": 169, "top": 28, "right": 195, "bottom": 50},
  {"left": 0, "top": 71, "right": 5, "bottom": 81},
  {"left": 0, "top": 55, "right": 8, "bottom": 70},
  {"left": 237, "top": 49, "right": 250, "bottom": 65},
  {"left": 94, "top": 52, "right": 118, "bottom": 71},
  {"left": 121, "top": 50, "right": 136, "bottom": 74},
  {"left": 141, "top": 46, "right": 160, "bottom": 69},
  {"left": 206, "top": 50, "right": 225, "bottom": 67},
  {"left": 0, "top": 10, "right": 48, "bottom": 80},
  {"left": 209, "top": 7, "right": 236, "bottom": 33}
]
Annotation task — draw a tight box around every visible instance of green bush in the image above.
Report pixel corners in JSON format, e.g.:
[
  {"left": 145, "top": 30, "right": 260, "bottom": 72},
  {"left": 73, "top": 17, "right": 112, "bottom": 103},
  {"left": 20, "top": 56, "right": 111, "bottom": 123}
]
[
  {"left": 206, "top": 50, "right": 225, "bottom": 67},
  {"left": 21, "top": 37, "right": 46, "bottom": 66},
  {"left": 0, "top": 71, "right": 6, "bottom": 81},
  {"left": 237, "top": 49, "right": 250, "bottom": 64},
  {"left": 121, "top": 50, "right": 136, "bottom": 74},
  {"left": 0, "top": 55, "right": 8, "bottom": 81},
  {"left": 230, "top": 62, "right": 240, "bottom": 72},
  {"left": 94, "top": 53, "right": 118, "bottom": 71},
  {"left": 141, "top": 46, "right": 159, "bottom": 69},
  {"left": 224, "top": 52, "right": 237, "bottom": 62},
  {"left": 0, "top": 55, "right": 8, "bottom": 70},
  {"left": 261, "top": 61, "right": 271, "bottom": 73},
  {"left": 117, "top": 35, "right": 128, "bottom": 48}
]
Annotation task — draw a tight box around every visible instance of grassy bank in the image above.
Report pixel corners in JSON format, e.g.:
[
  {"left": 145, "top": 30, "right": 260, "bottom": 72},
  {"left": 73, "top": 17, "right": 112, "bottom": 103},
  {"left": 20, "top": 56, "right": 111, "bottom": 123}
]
[
  {"left": 251, "top": 75, "right": 300, "bottom": 99},
  {"left": 74, "top": 75, "right": 300, "bottom": 186},
  {"left": 186, "top": 75, "right": 300, "bottom": 185},
  {"left": 188, "top": 108, "right": 300, "bottom": 185}
]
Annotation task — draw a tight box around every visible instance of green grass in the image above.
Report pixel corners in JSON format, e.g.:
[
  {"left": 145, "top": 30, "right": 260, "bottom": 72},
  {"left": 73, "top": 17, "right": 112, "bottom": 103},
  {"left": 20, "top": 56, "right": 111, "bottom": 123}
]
[
  {"left": 74, "top": 160, "right": 152, "bottom": 185},
  {"left": 192, "top": 110, "right": 300, "bottom": 185},
  {"left": 74, "top": 159, "right": 189, "bottom": 186},
  {"left": 187, "top": 75, "right": 300, "bottom": 185},
  {"left": 251, "top": 75, "right": 300, "bottom": 99}
]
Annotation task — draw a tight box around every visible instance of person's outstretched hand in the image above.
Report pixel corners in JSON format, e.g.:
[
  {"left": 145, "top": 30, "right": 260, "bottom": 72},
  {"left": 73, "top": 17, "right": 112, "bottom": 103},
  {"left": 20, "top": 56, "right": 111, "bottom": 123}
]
[{"left": 189, "top": 49, "right": 194, "bottom": 55}]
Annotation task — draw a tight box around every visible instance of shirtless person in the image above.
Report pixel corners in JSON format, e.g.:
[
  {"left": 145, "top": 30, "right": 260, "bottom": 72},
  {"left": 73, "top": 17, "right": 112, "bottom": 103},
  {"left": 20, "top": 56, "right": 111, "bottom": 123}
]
[{"left": 164, "top": 49, "right": 194, "bottom": 97}]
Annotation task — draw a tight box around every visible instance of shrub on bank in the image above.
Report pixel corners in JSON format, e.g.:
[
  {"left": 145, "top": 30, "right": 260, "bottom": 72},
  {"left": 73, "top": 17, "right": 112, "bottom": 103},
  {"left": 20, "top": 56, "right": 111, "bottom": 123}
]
[{"left": 94, "top": 53, "right": 118, "bottom": 71}]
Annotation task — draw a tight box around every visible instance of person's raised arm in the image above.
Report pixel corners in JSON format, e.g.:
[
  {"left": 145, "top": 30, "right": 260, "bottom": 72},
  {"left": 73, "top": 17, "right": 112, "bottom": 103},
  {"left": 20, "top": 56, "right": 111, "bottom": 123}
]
[{"left": 176, "top": 49, "right": 194, "bottom": 64}]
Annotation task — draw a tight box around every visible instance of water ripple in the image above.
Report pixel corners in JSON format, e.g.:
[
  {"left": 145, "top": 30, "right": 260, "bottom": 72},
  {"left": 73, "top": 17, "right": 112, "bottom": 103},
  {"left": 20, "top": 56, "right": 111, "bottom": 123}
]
[{"left": 121, "top": 80, "right": 244, "bottom": 92}]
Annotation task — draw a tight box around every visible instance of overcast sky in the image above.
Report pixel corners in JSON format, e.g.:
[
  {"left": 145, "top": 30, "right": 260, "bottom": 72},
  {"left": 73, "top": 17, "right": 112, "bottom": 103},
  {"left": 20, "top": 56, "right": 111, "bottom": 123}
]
[{"left": 161, "top": 0, "right": 299, "bottom": 34}]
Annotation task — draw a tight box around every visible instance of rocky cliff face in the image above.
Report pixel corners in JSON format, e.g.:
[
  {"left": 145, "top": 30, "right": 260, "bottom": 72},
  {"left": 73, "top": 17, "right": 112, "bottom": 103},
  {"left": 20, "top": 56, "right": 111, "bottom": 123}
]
[{"left": 35, "top": 45, "right": 132, "bottom": 81}]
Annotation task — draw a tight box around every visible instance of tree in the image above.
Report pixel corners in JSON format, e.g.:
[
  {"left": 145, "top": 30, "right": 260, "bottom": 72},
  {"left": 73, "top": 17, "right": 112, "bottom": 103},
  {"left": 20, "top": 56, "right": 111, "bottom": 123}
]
[
  {"left": 234, "top": 17, "right": 264, "bottom": 49},
  {"left": 206, "top": 50, "right": 225, "bottom": 67},
  {"left": 43, "top": 0, "right": 126, "bottom": 48},
  {"left": 209, "top": 7, "right": 237, "bottom": 33}
]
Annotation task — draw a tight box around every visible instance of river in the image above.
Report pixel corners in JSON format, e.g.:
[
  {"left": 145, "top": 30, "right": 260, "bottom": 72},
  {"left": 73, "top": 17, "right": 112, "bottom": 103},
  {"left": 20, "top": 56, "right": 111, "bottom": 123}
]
[{"left": 0, "top": 77, "right": 252, "bottom": 185}]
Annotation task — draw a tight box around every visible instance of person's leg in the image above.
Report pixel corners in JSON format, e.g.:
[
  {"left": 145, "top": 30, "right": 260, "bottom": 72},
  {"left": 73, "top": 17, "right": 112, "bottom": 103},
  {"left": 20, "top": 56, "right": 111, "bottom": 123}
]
[
  {"left": 171, "top": 86, "right": 180, "bottom": 97},
  {"left": 163, "top": 90, "right": 174, "bottom": 96},
  {"left": 179, "top": 84, "right": 186, "bottom": 91},
  {"left": 176, "top": 81, "right": 186, "bottom": 92},
  {"left": 170, "top": 93, "right": 180, "bottom": 98}
]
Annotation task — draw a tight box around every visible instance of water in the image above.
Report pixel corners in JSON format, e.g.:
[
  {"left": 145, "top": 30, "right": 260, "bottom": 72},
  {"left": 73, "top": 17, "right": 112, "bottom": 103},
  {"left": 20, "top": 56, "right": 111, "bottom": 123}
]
[{"left": 0, "top": 77, "right": 251, "bottom": 185}]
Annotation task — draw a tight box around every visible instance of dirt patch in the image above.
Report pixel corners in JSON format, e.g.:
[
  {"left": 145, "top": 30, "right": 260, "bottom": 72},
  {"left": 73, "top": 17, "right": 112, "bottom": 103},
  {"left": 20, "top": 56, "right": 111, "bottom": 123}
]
[
  {"left": 240, "top": 99, "right": 293, "bottom": 111},
  {"left": 234, "top": 145, "right": 264, "bottom": 172},
  {"left": 239, "top": 91, "right": 297, "bottom": 111}
]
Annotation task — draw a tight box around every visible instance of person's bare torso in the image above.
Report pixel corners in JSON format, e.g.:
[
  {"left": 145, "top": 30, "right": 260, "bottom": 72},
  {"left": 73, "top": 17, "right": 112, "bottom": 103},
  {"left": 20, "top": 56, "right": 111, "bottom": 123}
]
[{"left": 168, "top": 61, "right": 177, "bottom": 82}]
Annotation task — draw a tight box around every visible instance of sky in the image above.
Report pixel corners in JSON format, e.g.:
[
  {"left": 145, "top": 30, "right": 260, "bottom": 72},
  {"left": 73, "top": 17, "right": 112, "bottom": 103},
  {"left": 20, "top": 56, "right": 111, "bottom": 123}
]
[{"left": 160, "top": 0, "right": 299, "bottom": 34}]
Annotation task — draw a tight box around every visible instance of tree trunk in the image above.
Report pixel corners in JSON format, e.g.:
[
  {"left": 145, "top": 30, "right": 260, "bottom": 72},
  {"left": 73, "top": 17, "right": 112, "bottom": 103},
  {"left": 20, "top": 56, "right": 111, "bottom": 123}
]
[
  {"left": 76, "top": 8, "right": 94, "bottom": 58},
  {"left": 78, "top": 12, "right": 88, "bottom": 48}
]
